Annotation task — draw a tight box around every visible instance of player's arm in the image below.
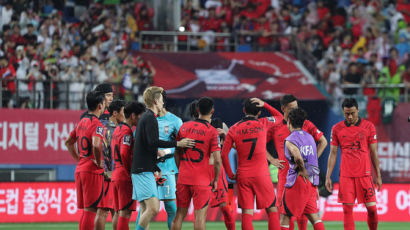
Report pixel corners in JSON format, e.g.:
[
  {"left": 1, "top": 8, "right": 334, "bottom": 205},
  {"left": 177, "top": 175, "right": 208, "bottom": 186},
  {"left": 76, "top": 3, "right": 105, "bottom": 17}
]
[
  {"left": 211, "top": 150, "right": 222, "bottom": 192},
  {"left": 285, "top": 140, "right": 309, "bottom": 181},
  {"left": 369, "top": 143, "right": 382, "bottom": 191},
  {"left": 325, "top": 145, "right": 338, "bottom": 192},
  {"left": 251, "top": 97, "right": 283, "bottom": 119},
  {"left": 317, "top": 135, "right": 328, "bottom": 158},
  {"left": 65, "top": 135, "right": 80, "bottom": 162},
  {"left": 92, "top": 136, "right": 103, "bottom": 168},
  {"left": 221, "top": 131, "right": 236, "bottom": 180},
  {"left": 174, "top": 148, "right": 181, "bottom": 168}
]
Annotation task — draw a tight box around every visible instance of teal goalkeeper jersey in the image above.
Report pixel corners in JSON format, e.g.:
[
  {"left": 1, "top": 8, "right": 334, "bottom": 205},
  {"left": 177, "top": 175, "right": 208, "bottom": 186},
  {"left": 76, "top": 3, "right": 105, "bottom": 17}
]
[{"left": 157, "top": 112, "right": 183, "bottom": 175}]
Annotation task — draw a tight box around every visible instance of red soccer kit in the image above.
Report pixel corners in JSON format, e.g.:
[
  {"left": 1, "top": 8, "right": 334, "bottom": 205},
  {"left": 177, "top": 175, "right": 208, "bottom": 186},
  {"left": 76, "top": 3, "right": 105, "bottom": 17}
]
[
  {"left": 209, "top": 164, "right": 229, "bottom": 207},
  {"left": 267, "top": 119, "right": 323, "bottom": 207},
  {"left": 176, "top": 119, "right": 221, "bottom": 210},
  {"left": 331, "top": 118, "right": 378, "bottom": 203},
  {"left": 111, "top": 122, "right": 136, "bottom": 211},
  {"left": 69, "top": 114, "right": 105, "bottom": 209},
  {"left": 221, "top": 104, "right": 280, "bottom": 209}
]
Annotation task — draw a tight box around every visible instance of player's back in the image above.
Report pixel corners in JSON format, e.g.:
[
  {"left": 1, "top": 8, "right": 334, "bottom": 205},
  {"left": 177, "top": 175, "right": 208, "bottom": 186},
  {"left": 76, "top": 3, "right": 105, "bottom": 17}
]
[
  {"left": 177, "top": 119, "right": 220, "bottom": 186},
  {"left": 73, "top": 114, "right": 105, "bottom": 174},
  {"left": 228, "top": 117, "right": 272, "bottom": 178},
  {"left": 111, "top": 123, "right": 133, "bottom": 181}
]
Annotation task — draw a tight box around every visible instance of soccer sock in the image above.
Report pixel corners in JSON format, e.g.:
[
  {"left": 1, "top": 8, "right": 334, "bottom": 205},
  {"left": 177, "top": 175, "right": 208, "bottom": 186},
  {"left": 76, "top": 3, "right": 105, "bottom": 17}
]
[
  {"left": 79, "top": 210, "right": 84, "bottom": 230},
  {"left": 313, "top": 220, "right": 325, "bottom": 230},
  {"left": 289, "top": 216, "right": 295, "bottom": 230},
  {"left": 136, "top": 224, "right": 146, "bottom": 230},
  {"left": 117, "top": 216, "right": 130, "bottom": 230},
  {"left": 267, "top": 211, "right": 281, "bottom": 230},
  {"left": 221, "top": 205, "right": 235, "bottom": 230},
  {"left": 165, "top": 201, "right": 177, "bottom": 230},
  {"left": 242, "top": 213, "right": 254, "bottom": 230},
  {"left": 342, "top": 204, "right": 355, "bottom": 230},
  {"left": 366, "top": 205, "right": 378, "bottom": 230},
  {"left": 136, "top": 207, "right": 141, "bottom": 226},
  {"left": 296, "top": 215, "right": 308, "bottom": 230},
  {"left": 81, "top": 210, "right": 96, "bottom": 230},
  {"left": 280, "top": 226, "right": 289, "bottom": 230}
]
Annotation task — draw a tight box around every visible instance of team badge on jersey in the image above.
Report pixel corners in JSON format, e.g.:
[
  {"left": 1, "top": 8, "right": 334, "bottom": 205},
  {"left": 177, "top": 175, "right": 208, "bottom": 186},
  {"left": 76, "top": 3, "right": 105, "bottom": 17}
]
[
  {"left": 164, "top": 126, "right": 169, "bottom": 135},
  {"left": 267, "top": 116, "right": 276, "bottom": 122},
  {"left": 96, "top": 126, "right": 104, "bottom": 137},
  {"left": 123, "top": 135, "right": 131, "bottom": 146}
]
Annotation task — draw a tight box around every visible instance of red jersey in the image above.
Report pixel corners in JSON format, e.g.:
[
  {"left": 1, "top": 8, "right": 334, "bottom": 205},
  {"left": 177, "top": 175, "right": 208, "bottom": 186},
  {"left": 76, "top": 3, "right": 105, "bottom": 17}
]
[
  {"left": 177, "top": 119, "right": 221, "bottom": 186},
  {"left": 267, "top": 119, "right": 323, "bottom": 178},
  {"left": 69, "top": 114, "right": 105, "bottom": 174},
  {"left": 222, "top": 115, "right": 278, "bottom": 179},
  {"left": 111, "top": 123, "right": 133, "bottom": 181},
  {"left": 331, "top": 118, "right": 377, "bottom": 177}
]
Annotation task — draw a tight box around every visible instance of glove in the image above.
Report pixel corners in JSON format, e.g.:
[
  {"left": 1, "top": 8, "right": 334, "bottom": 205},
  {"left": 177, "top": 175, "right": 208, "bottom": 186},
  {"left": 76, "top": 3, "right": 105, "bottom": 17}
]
[{"left": 155, "top": 174, "right": 167, "bottom": 186}]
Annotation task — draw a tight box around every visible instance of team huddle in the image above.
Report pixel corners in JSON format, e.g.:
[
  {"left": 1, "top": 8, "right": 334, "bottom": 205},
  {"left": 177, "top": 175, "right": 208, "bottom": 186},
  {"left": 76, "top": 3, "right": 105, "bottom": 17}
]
[{"left": 65, "top": 83, "right": 382, "bottom": 230}]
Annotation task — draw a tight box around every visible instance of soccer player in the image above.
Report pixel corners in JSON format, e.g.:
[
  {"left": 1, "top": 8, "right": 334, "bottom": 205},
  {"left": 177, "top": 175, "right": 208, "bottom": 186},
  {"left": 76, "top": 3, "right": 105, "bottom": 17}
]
[
  {"left": 280, "top": 108, "right": 325, "bottom": 230},
  {"left": 65, "top": 91, "right": 106, "bottom": 230},
  {"left": 95, "top": 84, "right": 116, "bottom": 230},
  {"left": 131, "top": 86, "right": 194, "bottom": 230},
  {"left": 221, "top": 98, "right": 281, "bottom": 230},
  {"left": 156, "top": 90, "right": 183, "bottom": 230},
  {"left": 189, "top": 100, "right": 236, "bottom": 230},
  {"left": 260, "top": 95, "right": 328, "bottom": 230},
  {"left": 171, "top": 97, "right": 222, "bottom": 230},
  {"left": 325, "top": 98, "right": 382, "bottom": 230},
  {"left": 111, "top": 101, "right": 146, "bottom": 230}
]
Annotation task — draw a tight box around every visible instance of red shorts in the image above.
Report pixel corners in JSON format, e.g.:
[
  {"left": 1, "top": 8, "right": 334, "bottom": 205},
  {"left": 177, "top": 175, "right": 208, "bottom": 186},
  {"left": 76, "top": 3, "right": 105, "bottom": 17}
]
[
  {"left": 237, "top": 175, "right": 276, "bottom": 210},
  {"left": 210, "top": 172, "right": 228, "bottom": 208},
  {"left": 75, "top": 172, "right": 104, "bottom": 209},
  {"left": 112, "top": 179, "right": 136, "bottom": 211},
  {"left": 338, "top": 176, "right": 377, "bottom": 204},
  {"left": 281, "top": 176, "right": 318, "bottom": 217},
  {"left": 98, "top": 180, "right": 113, "bottom": 209},
  {"left": 176, "top": 184, "right": 211, "bottom": 210}
]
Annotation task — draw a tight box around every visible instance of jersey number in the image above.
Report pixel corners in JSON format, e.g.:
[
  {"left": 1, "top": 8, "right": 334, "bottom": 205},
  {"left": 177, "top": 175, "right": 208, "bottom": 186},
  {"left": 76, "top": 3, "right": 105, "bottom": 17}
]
[
  {"left": 181, "top": 140, "right": 204, "bottom": 163},
  {"left": 242, "top": 138, "right": 257, "bottom": 160},
  {"left": 113, "top": 144, "right": 123, "bottom": 166},
  {"left": 76, "top": 136, "right": 92, "bottom": 157}
]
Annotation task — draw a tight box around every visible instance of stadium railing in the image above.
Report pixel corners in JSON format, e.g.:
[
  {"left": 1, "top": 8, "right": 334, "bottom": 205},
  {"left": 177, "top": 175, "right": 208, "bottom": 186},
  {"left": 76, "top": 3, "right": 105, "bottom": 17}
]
[{"left": 340, "top": 83, "right": 409, "bottom": 102}]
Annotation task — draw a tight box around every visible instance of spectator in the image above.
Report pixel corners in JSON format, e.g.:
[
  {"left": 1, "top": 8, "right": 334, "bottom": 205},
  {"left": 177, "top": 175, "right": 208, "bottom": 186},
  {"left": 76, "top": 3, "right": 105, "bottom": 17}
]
[
  {"left": 343, "top": 62, "right": 362, "bottom": 95},
  {"left": 0, "top": 55, "right": 16, "bottom": 107},
  {"left": 0, "top": 2, "right": 13, "bottom": 31},
  {"left": 23, "top": 24, "right": 38, "bottom": 46}
]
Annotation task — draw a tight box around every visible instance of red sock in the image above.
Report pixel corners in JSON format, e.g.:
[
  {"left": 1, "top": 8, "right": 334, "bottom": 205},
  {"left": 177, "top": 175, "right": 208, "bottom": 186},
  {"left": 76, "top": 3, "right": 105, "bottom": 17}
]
[
  {"left": 281, "top": 227, "right": 289, "bottom": 230},
  {"left": 313, "top": 221, "right": 325, "bottom": 230},
  {"left": 81, "top": 210, "right": 96, "bottom": 230},
  {"left": 366, "top": 205, "right": 378, "bottom": 230},
  {"left": 297, "top": 216, "right": 308, "bottom": 230},
  {"left": 117, "top": 216, "right": 130, "bottom": 230},
  {"left": 221, "top": 206, "right": 235, "bottom": 230},
  {"left": 268, "top": 212, "right": 281, "bottom": 230},
  {"left": 242, "top": 213, "right": 254, "bottom": 230},
  {"left": 79, "top": 211, "right": 84, "bottom": 230},
  {"left": 343, "top": 205, "right": 355, "bottom": 230},
  {"left": 289, "top": 216, "right": 295, "bottom": 230}
]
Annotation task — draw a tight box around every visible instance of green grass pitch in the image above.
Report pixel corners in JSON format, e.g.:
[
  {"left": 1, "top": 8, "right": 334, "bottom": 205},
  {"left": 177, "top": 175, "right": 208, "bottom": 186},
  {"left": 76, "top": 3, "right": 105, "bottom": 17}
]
[{"left": 0, "top": 221, "right": 407, "bottom": 229}]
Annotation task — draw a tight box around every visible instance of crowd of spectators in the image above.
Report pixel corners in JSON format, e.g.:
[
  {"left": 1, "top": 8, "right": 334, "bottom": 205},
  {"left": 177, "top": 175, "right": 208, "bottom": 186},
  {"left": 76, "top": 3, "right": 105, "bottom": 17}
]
[{"left": 0, "top": 0, "right": 155, "bottom": 109}]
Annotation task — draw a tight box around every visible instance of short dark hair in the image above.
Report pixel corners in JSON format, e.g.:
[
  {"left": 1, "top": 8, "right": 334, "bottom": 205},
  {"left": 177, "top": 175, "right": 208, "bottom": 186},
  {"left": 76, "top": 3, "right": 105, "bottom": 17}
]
[
  {"left": 94, "top": 83, "right": 113, "bottom": 94},
  {"left": 124, "top": 101, "right": 145, "bottom": 119},
  {"left": 341, "top": 98, "right": 358, "bottom": 109},
  {"left": 87, "top": 91, "right": 105, "bottom": 111},
  {"left": 197, "top": 97, "right": 214, "bottom": 115},
  {"left": 108, "top": 99, "right": 125, "bottom": 116},
  {"left": 280, "top": 94, "right": 297, "bottom": 107},
  {"left": 243, "top": 98, "right": 261, "bottom": 116},
  {"left": 189, "top": 100, "right": 199, "bottom": 119},
  {"left": 288, "top": 108, "right": 307, "bottom": 129},
  {"left": 162, "top": 90, "right": 168, "bottom": 108}
]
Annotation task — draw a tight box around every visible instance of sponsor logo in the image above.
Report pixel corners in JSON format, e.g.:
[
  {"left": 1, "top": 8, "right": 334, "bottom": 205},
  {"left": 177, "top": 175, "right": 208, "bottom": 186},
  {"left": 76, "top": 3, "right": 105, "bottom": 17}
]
[{"left": 123, "top": 135, "right": 131, "bottom": 146}]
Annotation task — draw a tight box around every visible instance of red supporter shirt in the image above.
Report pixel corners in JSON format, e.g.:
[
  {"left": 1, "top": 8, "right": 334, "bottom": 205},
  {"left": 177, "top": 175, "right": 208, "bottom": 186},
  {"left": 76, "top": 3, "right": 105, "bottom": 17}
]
[
  {"left": 267, "top": 119, "right": 323, "bottom": 179},
  {"left": 111, "top": 123, "right": 133, "bottom": 181},
  {"left": 222, "top": 103, "right": 282, "bottom": 179},
  {"left": 177, "top": 119, "right": 221, "bottom": 186},
  {"left": 69, "top": 114, "right": 105, "bottom": 174},
  {"left": 330, "top": 118, "right": 377, "bottom": 178}
]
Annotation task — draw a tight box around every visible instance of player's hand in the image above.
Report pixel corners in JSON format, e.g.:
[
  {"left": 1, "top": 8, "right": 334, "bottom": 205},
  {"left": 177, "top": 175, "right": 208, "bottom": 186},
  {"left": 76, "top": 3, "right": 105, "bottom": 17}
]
[
  {"left": 250, "top": 98, "right": 264, "bottom": 107},
  {"left": 325, "top": 177, "right": 333, "bottom": 193},
  {"left": 211, "top": 179, "right": 218, "bottom": 192},
  {"left": 271, "top": 159, "right": 286, "bottom": 169},
  {"left": 375, "top": 176, "right": 382, "bottom": 191},
  {"left": 177, "top": 138, "right": 195, "bottom": 148},
  {"left": 298, "top": 169, "right": 309, "bottom": 183},
  {"left": 157, "top": 149, "right": 166, "bottom": 157},
  {"left": 216, "top": 128, "right": 226, "bottom": 137}
]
